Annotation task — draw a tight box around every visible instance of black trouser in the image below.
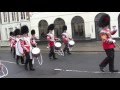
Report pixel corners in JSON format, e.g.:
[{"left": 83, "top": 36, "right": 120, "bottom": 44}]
[
  {"left": 63, "top": 43, "right": 70, "bottom": 54},
  {"left": 13, "top": 47, "right": 16, "bottom": 58},
  {"left": 99, "top": 49, "right": 115, "bottom": 71},
  {"left": 25, "top": 53, "right": 33, "bottom": 69},
  {"left": 49, "top": 46, "right": 56, "bottom": 59},
  {"left": 16, "top": 55, "right": 24, "bottom": 64},
  {"left": 11, "top": 47, "right": 12, "bottom": 53}
]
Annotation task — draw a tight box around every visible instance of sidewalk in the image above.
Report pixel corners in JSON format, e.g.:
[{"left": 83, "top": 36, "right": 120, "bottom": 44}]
[{"left": 1, "top": 41, "right": 120, "bottom": 52}]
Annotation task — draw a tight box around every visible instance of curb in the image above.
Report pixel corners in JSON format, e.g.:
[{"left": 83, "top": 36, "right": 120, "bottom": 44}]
[{"left": 1, "top": 48, "right": 120, "bottom": 52}]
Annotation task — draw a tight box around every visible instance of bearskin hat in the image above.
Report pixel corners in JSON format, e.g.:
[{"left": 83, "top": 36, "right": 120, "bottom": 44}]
[
  {"left": 31, "top": 29, "right": 35, "bottom": 35},
  {"left": 98, "top": 14, "right": 110, "bottom": 28},
  {"left": 21, "top": 25, "right": 29, "bottom": 35},
  {"left": 63, "top": 25, "right": 67, "bottom": 31},
  {"left": 48, "top": 24, "right": 54, "bottom": 31},
  {"left": 9, "top": 32, "right": 13, "bottom": 36},
  {"left": 14, "top": 29, "right": 21, "bottom": 36}
]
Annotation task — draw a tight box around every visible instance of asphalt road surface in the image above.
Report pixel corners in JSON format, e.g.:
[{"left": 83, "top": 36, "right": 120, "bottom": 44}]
[{"left": 0, "top": 50, "right": 120, "bottom": 78}]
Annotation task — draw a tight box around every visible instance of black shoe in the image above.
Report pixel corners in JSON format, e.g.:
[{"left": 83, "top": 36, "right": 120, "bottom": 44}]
[
  {"left": 25, "top": 66, "right": 28, "bottom": 71},
  {"left": 110, "top": 70, "right": 119, "bottom": 72},
  {"left": 30, "top": 68, "right": 35, "bottom": 71},
  {"left": 68, "top": 52, "right": 71, "bottom": 55},
  {"left": 49, "top": 57, "right": 52, "bottom": 60},
  {"left": 53, "top": 58, "right": 58, "bottom": 60},
  {"left": 21, "top": 62, "right": 25, "bottom": 64},
  {"left": 16, "top": 60, "right": 19, "bottom": 65},
  {"left": 100, "top": 66, "right": 105, "bottom": 72}
]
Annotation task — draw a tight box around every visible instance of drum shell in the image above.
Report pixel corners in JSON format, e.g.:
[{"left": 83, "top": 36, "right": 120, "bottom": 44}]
[
  {"left": 68, "top": 40, "right": 75, "bottom": 47},
  {"left": 32, "top": 53, "right": 40, "bottom": 57},
  {"left": 55, "top": 47, "right": 61, "bottom": 50},
  {"left": 32, "top": 48, "right": 40, "bottom": 57},
  {"left": 55, "top": 42, "right": 62, "bottom": 50}
]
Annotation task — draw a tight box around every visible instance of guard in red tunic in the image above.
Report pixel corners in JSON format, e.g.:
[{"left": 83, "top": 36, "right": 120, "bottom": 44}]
[
  {"left": 21, "top": 25, "right": 35, "bottom": 71},
  {"left": 12, "top": 31, "right": 17, "bottom": 58},
  {"left": 31, "top": 29, "right": 37, "bottom": 47},
  {"left": 47, "top": 24, "right": 58, "bottom": 60},
  {"left": 62, "top": 25, "right": 72, "bottom": 55},
  {"left": 14, "top": 29, "right": 24, "bottom": 65},
  {"left": 99, "top": 14, "right": 118, "bottom": 72},
  {"left": 9, "top": 32, "right": 14, "bottom": 53}
]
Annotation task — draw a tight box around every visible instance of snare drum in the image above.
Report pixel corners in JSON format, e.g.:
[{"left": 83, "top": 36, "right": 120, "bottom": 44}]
[
  {"left": 55, "top": 42, "right": 62, "bottom": 50},
  {"left": 32, "top": 47, "right": 40, "bottom": 57},
  {"left": 69, "top": 40, "right": 75, "bottom": 47}
]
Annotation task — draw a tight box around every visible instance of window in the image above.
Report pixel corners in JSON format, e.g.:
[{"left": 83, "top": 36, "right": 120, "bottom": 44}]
[
  {"left": 17, "top": 12, "right": 19, "bottom": 21},
  {"left": 26, "top": 12, "right": 30, "bottom": 20},
  {"left": 8, "top": 12, "right": 10, "bottom": 22},
  {"left": 21, "top": 12, "right": 26, "bottom": 19},
  {"left": 12, "top": 12, "right": 16, "bottom": 21},
  {"left": 3, "top": 12, "right": 8, "bottom": 22}
]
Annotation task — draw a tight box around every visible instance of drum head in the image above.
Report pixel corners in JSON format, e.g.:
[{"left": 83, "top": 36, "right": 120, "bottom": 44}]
[
  {"left": 69, "top": 40, "right": 75, "bottom": 45},
  {"left": 32, "top": 48, "right": 40, "bottom": 54},
  {"left": 55, "top": 42, "right": 61, "bottom": 48}
]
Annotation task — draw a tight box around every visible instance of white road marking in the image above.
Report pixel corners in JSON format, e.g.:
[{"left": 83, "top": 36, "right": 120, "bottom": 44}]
[
  {"left": 54, "top": 69, "right": 120, "bottom": 74},
  {"left": 0, "top": 60, "right": 16, "bottom": 64}
]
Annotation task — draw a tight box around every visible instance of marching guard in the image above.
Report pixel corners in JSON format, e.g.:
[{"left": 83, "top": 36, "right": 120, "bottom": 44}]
[
  {"left": 9, "top": 31, "right": 14, "bottom": 53},
  {"left": 31, "top": 29, "right": 37, "bottom": 48},
  {"left": 47, "top": 24, "right": 58, "bottom": 60},
  {"left": 20, "top": 25, "right": 35, "bottom": 71},
  {"left": 14, "top": 29, "right": 24, "bottom": 65},
  {"left": 99, "top": 14, "right": 118, "bottom": 72},
  {"left": 12, "top": 31, "right": 17, "bottom": 58},
  {"left": 62, "top": 25, "right": 72, "bottom": 55}
]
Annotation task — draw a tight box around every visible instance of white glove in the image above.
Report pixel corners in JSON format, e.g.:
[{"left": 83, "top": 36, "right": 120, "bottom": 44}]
[
  {"left": 108, "top": 39, "right": 116, "bottom": 43},
  {"left": 112, "top": 40, "right": 116, "bottom": 43}
]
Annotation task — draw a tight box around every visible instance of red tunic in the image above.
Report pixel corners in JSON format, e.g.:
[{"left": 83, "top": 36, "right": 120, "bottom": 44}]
[
  {"left": 47, "top": 33, "right": 58, "bottom": 47},
  {"left": 100, "top": 29, "right": 117, "bottom": 50}
]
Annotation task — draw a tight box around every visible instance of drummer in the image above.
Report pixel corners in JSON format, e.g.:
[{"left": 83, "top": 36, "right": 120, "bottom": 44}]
[
  {"left": 47, "top": 24, "right": 58, "bottom": 60},
  {"left": 9, "top": 31, "right": 14, "bottom": 53},
  {"left": 14, "top": 28, "right": 24, "bottom": 65},
  {"left": 21, "top": 25, "right": 35, "bottom": 71},
  {"left": 62, "top": 25, "right": 72, "bottom": 55},
  {"left": 12, "top": 31, "right": 17, "bottom": 58},
  {"left": 31, "top": 29, "right": 37, "bottom": 48}
]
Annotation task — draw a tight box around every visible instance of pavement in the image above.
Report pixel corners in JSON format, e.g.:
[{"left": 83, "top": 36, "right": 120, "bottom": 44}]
[
  {"left": 1, "top": 40, "right": 120, "bottom": 52},
  {"left": 1, "top": 41, "right": 120, "bottom": 78}
]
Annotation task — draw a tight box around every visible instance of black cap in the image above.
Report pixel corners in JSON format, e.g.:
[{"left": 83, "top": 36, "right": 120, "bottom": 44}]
[
  {"left": 9, "top": 32, "right": 13, "bottom": 36},
  {"left": 48, "top": 24, "right": 54, "bottom": 31},
  {"left": 14, "top": 29, "right": 21, "bottom": 36},
  {"left": 63, "top": 25, "right": 67, "bottom": 31},
  {"left": 99, "top": 14, "right": 110, "bottom": 28},
  {"left": 21, "top": 25, "right": 29, "bottom": 35},
  {"left": 31, "top": 29, "right": 35, "bottom": 35}
]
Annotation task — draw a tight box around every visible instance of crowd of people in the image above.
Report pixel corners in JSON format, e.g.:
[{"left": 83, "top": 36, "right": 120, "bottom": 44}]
[
  {"left": 9, "top": 24, "right": 73, "bottom": 71},
  {"left": 8, "top": 14, "right": 120, "bottom": 73}
]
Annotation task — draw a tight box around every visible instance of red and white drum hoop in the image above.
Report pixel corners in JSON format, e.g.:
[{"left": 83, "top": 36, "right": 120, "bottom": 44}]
[
  {"left": 55, "top": 42, "right": 62, "bottom": 50},
  {"left": 32, "top": 47, "right": 40, "bottom": 57},
  {"left": 69, "top": 40, "right": 75, "bottom": 47}
]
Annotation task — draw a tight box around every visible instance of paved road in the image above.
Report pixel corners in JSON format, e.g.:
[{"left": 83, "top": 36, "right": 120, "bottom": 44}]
[{"left": 0, "top": 50, "right": 120, "bottom": 78}]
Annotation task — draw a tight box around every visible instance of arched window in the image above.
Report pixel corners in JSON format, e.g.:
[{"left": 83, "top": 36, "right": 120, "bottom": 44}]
[
  {"left": 54, "top": 18, "right": 65, "bottom": 38},
  {"left": 71, "top": 16, "right": 85, "bottom": 40},
  {"left": 38, "top": 20, "right": 48, "bottom": 40}
]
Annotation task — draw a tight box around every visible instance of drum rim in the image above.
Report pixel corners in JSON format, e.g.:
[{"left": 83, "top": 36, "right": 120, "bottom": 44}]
[
  {"left": 69, "top": 40, "right": 75, "bottom": 45},
  {"left": 32, "top": 48, "right": 40, "bottom": 54},
  {"left": 55, "top": 42, "right": 62, "bottom": 47}
]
